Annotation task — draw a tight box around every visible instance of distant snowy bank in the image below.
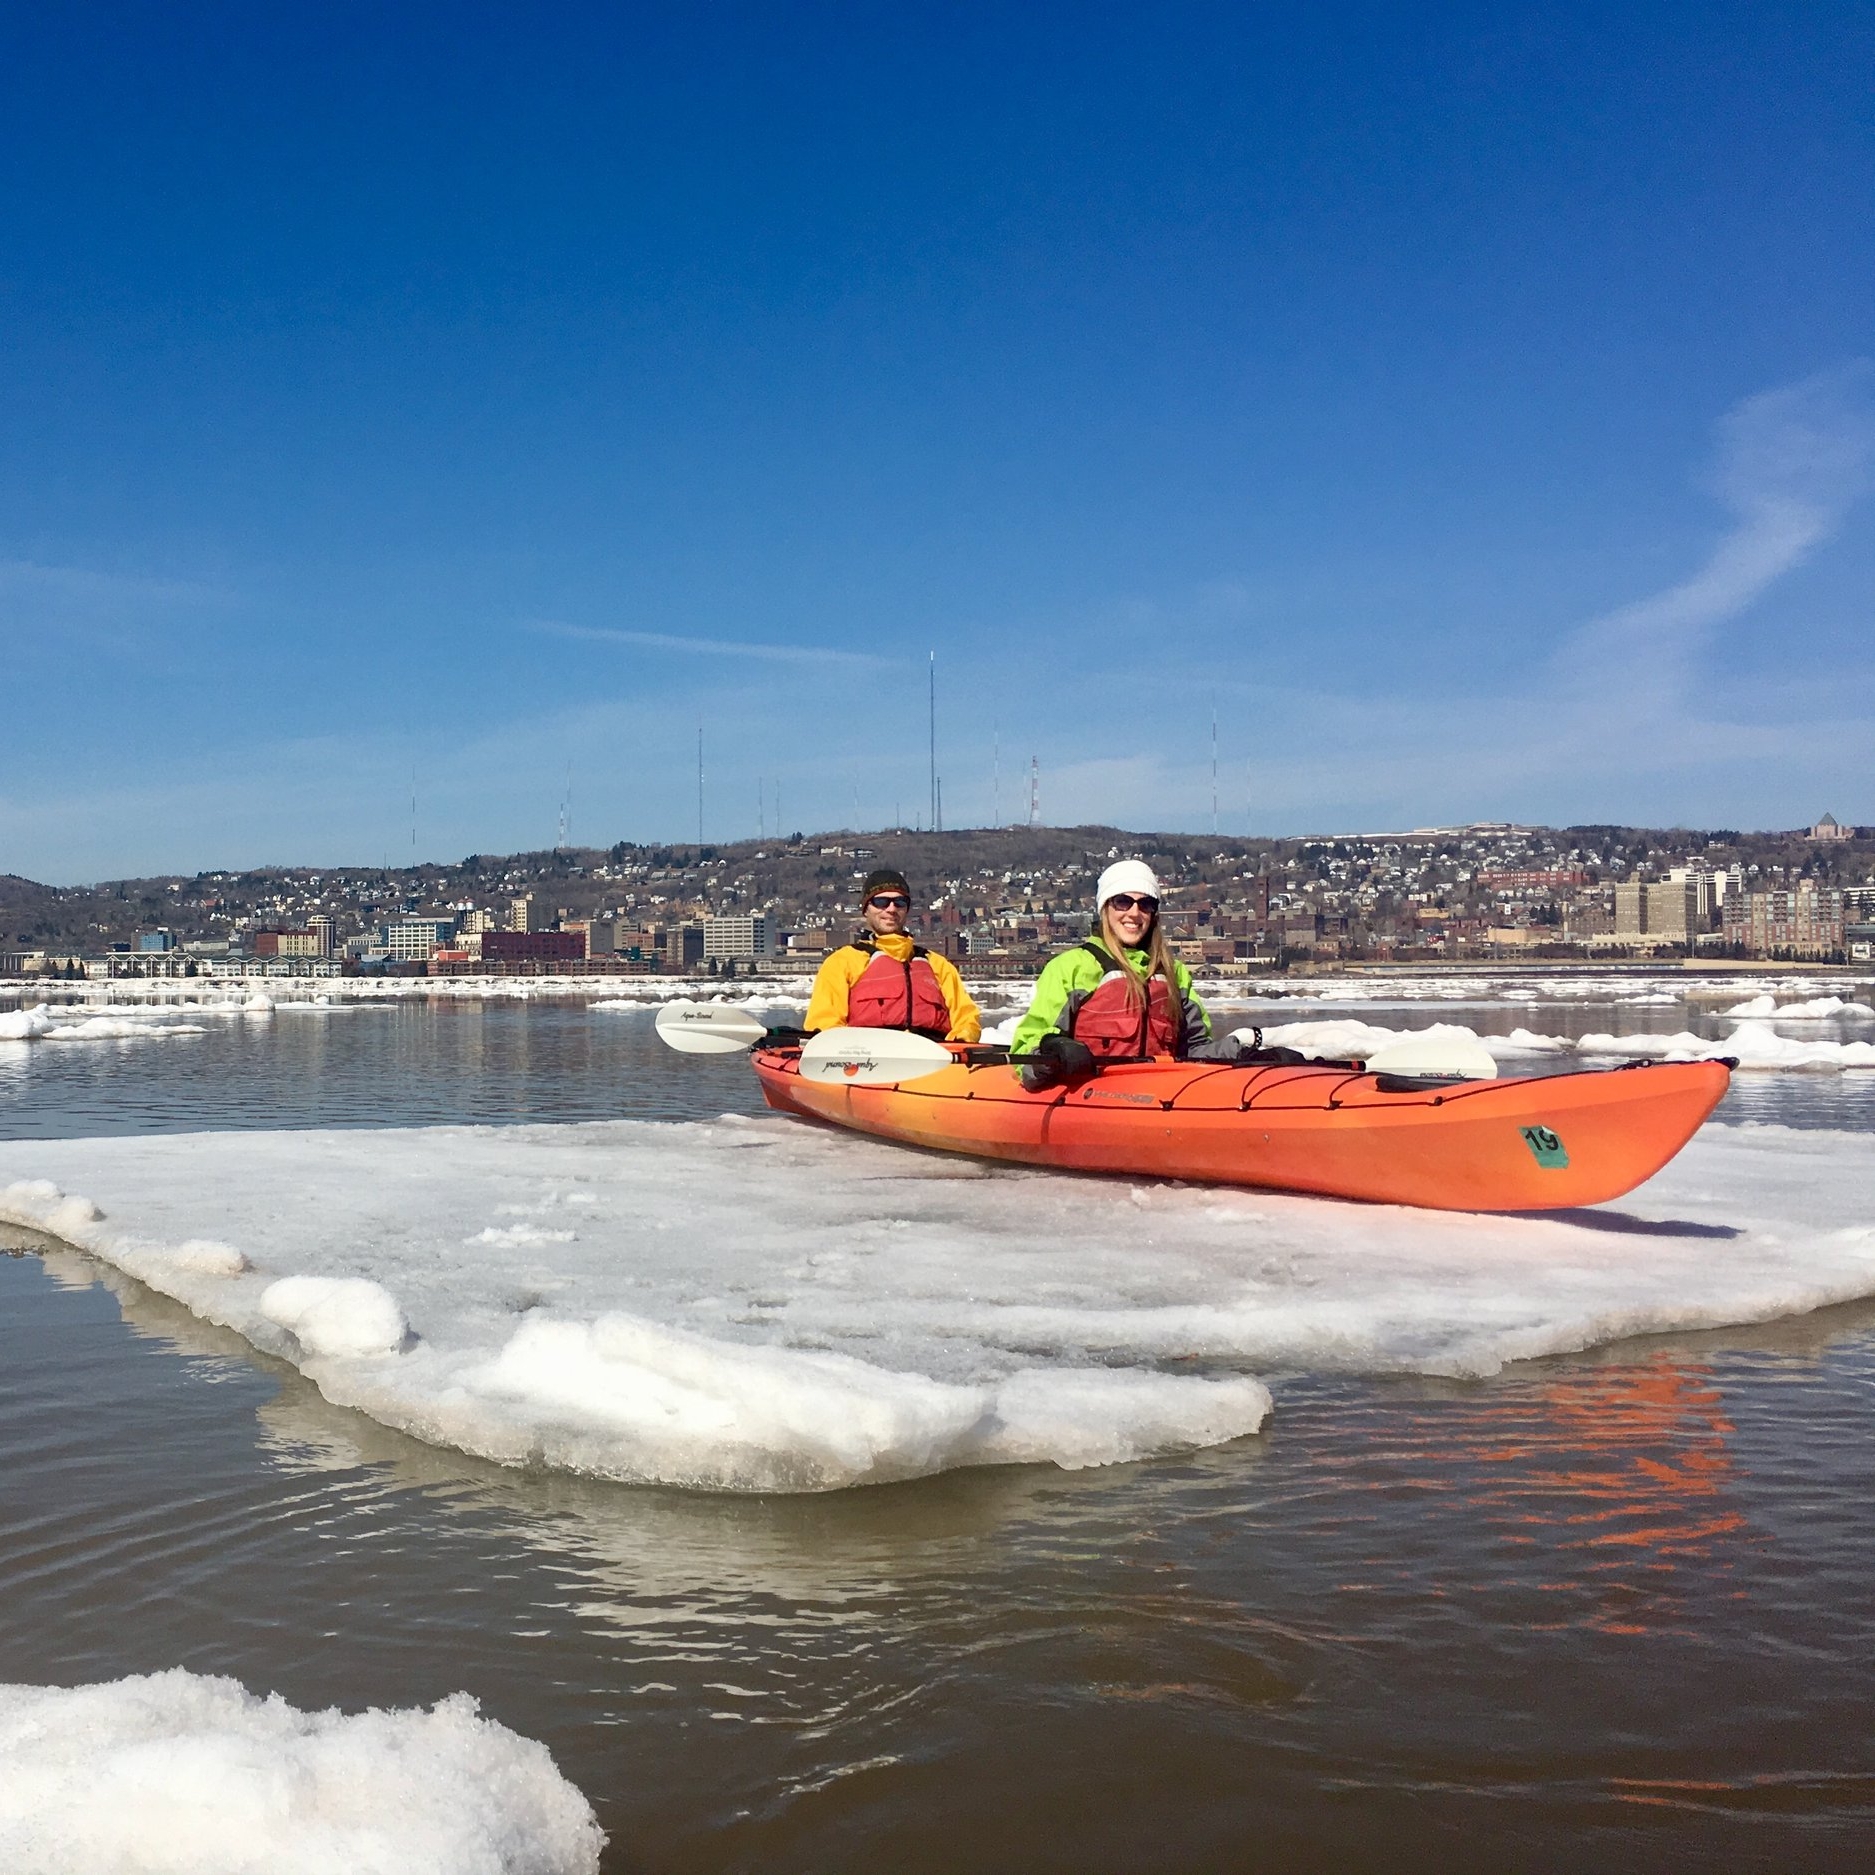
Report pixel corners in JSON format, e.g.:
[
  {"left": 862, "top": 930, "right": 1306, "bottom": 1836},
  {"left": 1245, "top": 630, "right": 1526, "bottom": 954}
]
[
  {"left": 7, "top": 970, "right": 1874, "bottom": 1069},
  {"left": 0, "top": 1670, "right": 602, "bottom": 1875},
  {"left": 4, "top": 1115, "right": 1874, "bottom": 1492}
]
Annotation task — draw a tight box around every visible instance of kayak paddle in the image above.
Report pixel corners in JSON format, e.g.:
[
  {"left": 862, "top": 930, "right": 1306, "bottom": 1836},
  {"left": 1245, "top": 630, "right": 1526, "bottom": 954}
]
[
  {"left": 653, "top": 1000, "right": 771, "bottom": 1053},
  {"left": 1361, "top": 1031, "right": 1499, "bottom": 1081},
  {"left": 798, "top": 1027, "right": 955, "bottom": 1086}
]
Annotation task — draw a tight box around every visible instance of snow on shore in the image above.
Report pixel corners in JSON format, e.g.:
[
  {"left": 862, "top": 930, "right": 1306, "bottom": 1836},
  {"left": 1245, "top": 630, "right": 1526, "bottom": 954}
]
[
  {"left": 3, "top": 1115, "right": 1874, "bottom": 1492},
  {"left": 0, "top": 1670, "right": 602, "bottom": 1875}
]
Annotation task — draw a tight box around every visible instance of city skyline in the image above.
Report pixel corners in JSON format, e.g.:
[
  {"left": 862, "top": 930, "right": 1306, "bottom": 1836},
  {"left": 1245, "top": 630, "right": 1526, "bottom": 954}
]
[{"left": 3, "top": 6, "right": 1871, "bottom": 883}]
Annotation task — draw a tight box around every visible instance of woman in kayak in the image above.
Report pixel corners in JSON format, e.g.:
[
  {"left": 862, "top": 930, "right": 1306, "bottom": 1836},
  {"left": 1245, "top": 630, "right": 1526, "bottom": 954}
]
[{"left": 1010, "top": 860, "right": 1213, "bottom": 1087}]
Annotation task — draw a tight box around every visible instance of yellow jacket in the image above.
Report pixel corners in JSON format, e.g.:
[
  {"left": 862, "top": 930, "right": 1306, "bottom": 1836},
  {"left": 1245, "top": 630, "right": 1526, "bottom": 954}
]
[{"left": 804, "top": 932, "right": 982, "bottom": 1042}]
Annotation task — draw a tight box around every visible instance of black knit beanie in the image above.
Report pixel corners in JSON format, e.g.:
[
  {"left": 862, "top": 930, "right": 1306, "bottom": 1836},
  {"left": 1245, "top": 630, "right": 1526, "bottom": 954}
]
[{"left": 861, "top": 866, "right": 911, "bottom": 903}]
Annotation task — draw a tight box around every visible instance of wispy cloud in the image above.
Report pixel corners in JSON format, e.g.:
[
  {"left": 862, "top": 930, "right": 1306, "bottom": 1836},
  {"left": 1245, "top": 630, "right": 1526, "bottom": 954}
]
[
  {"left": 526, "top": 618, "right": 891, "bottom": 666},
  {"left": 1559, "top": 361, "right": 1873, "bottom": 711},
  {"left": 0, "top": 558, "right": 232, "bottom": 652},
  {"left": 1036, "top": 364, "right": 1875, "bottom": 833}
]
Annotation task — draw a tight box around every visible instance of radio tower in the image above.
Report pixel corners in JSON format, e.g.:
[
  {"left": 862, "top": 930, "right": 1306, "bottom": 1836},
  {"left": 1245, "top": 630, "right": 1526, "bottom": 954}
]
[
  {"left": 1028, "top": 755, "right": 1040, "bottom": 828},
  {"left": 1211, "top": 697, "right": 1219, "bottom": 837},
  {"left": 928, "top": 652, "right": 938, "bottom": 833}
]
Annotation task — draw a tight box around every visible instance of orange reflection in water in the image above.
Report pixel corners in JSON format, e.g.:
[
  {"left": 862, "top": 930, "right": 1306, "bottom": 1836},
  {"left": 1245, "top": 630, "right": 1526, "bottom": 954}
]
[
  {"left": 1468, "top": 1355, "right": 1747, "bottom": 1633},
  {"left": 1492, "top": 1357, "right": 1740, "bottom": 1635}
]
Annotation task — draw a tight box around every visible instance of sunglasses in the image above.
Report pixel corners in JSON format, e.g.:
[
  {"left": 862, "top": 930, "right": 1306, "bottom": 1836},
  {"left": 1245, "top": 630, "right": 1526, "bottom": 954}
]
[
  {"left": 1106, "top": 894, "right": 1159, "bottom": 914},
  {"left": 867, "top": 894, "right": 911, "bottom": 910}
]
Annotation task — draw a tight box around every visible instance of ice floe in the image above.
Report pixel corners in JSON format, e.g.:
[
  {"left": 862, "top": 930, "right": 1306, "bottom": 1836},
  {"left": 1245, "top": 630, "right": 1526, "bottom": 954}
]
[
  {"left": 1723, "top": 993, "right": 1875, "bottom": 1020},
  {"left": 1250, "top": 1015, "right": 1875, "bottom": 1072},
  {"left": 0, "top": 1669, "right": 602, "bottom": 1874},
  {"left": 3, "top": 1112, "right": 1873, "bottom": 1492},
  {"left": 0, "top": 1004, "right": 210, "bottom": 1043}
]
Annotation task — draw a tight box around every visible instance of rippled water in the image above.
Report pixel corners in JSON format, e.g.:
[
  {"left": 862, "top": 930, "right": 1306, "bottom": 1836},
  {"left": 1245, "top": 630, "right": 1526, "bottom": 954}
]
[{"left": 4, "top": 989, "right": 1875, "bottom": 1870}]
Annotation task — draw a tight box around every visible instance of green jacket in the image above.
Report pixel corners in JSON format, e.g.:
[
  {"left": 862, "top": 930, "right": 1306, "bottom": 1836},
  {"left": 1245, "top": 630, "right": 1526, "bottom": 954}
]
[{"left": 1011, "top": 942, "right": 1212, "bottom": 1057}]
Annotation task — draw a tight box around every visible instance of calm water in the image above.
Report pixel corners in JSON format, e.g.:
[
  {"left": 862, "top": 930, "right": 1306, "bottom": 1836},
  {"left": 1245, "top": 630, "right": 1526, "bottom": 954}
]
[{"left": 4, "top": 993, "right": 1875, "bottom": 1871}]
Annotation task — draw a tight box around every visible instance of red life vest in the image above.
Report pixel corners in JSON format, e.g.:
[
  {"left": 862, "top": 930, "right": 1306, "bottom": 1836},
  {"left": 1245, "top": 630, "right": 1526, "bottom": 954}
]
[
  {"left": 1066, "top": 944, "right": 1184, "bottom": 1058},
  {"left": 846, "top": 941, "right": 952, "bottom": 1039}
]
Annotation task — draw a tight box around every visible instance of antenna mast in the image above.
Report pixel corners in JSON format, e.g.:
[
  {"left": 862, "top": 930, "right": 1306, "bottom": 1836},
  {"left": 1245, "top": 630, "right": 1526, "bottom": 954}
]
[
  {"left": 696, "top": 724, "right": 704, "bottom": 847},
  {"left": 1211, "top": 697, "right": 1219, "bottom": 837},
  {"left": 1028, "top": 755, "right": 1040, "bottom": 829},
  {"left": 928, "top": 651, "right": 937, "bottom": 833}
]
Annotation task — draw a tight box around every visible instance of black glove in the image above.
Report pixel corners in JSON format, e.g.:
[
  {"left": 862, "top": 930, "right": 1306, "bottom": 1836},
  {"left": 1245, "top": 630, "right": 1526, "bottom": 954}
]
[
  {"left": 1191, "top": 1027, "right": 1259, "bottom": 1062},
  {"left": 1197, "top": 1029, "right": 1309, "bottom": 1066},
  {"left": 1018, "top": 1033, "right": 1096, "bottom": 1092},
  {"left": 761, "top": 1025, "right": 810, "bottom": 1048}
]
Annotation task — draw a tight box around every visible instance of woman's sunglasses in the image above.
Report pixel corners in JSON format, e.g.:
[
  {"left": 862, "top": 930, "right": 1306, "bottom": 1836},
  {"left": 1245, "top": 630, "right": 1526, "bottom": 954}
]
[
  {"left": 1106, "top": 894, "right": 1159, "bottom": 914},
  {"left": 867, "top": 894, "right": 911, "bottom": 910}
]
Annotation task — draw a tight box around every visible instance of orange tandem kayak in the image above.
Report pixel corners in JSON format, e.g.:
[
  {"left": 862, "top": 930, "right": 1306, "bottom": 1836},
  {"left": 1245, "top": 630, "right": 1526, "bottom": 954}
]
[{"left": 750, "top": 1047, "right": 1732, "bottom": 1212}]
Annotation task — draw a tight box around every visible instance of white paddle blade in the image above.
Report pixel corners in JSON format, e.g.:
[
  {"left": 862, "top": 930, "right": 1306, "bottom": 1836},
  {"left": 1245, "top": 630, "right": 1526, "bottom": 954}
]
[
  {"left": 798, "top": 1027, "right": 954, "bottom": 1087},
  {"left": 1363, "top": 1031, "right": 1499, "bottom": 1082},
  {"left": 654, "top": 1000, "right": 770, "bottom": 1054}
]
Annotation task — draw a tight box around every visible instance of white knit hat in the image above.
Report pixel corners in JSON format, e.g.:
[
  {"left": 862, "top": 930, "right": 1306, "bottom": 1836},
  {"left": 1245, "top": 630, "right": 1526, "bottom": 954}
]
[{"left": 1095, "top": 859, "right": 1161, "bottom": 909}]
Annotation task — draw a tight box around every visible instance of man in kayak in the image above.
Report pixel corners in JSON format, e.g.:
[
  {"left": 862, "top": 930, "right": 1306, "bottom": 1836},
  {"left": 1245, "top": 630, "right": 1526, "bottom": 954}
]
[
  {"left": 1010, "top": 860, "right": 1214, "bottom": 1088},
  {"left": 803, "top": 866, "right": 983, "bottom": 1043}
]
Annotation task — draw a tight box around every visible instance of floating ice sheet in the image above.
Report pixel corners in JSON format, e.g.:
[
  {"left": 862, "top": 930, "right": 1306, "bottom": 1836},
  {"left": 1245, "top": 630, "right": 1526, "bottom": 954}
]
[
  {"left": 4, "top": 1112, "right": 1874, "bottom": 1493},
  {"left": 1249, "top": 1015, "right": 1875, "bottom": 1072},
  {"left": 0, "top": 1669, "right": 602, "bottom": 1875},
  {"left": 0, "top": 1004, "right": 208, "bottom": 1043}
]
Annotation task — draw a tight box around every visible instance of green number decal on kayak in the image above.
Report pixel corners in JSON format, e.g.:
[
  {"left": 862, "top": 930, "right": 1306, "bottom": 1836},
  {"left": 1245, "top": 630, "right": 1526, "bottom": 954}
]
[{"left": 1520, "top": 1124, "right": 1569, "bottom": 1169}]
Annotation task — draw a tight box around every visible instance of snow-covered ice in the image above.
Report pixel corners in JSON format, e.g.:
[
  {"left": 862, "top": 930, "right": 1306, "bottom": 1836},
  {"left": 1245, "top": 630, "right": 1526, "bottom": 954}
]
[
  {"left": 1248, "top": 1015, "right": 1875, "bottom": 1071},
  {"left": 4, "top": 1110, "right": 1874, "bottom": 1492},
  {"left": 0, "top": 1004, "right": 207, "bottom": 1043},
  {"left": 260, "top": 1275, "right": 411, "bottom": 1358},
  {"left": 1722, "top": 993, "right": 1875, "bottom": 1020},
  {"left": 0, "top": 1669, "right": 602, "bottom": 1875}
]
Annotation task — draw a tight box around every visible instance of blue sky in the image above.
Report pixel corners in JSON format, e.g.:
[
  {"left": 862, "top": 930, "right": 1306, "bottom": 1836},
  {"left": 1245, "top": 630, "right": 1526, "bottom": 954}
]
[{"left": 2, "top": 3, "right": 1870, "bottom": 882}]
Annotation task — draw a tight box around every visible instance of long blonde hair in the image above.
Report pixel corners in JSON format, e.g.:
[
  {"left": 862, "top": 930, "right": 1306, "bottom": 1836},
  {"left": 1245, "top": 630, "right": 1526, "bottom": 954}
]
[{"left": 1097, "top": 900, "right": 1182, "bottom": 1017}]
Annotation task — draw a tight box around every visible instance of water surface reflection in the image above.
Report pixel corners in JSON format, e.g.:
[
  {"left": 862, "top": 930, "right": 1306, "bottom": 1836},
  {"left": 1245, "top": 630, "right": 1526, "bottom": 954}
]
[{"left": 7, "top": 1239, "right": 1875, "bottom": 1871}]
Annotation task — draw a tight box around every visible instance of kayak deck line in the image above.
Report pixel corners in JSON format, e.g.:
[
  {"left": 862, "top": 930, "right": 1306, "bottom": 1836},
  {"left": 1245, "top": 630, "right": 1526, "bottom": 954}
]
[{"left": 748, "top": 1045, "right": 1734, "bottom": 1213}]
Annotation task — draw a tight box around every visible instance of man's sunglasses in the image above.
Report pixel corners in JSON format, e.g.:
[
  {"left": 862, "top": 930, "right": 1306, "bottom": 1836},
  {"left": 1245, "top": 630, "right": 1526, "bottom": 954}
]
[
  {"left": 1106, "top": 894, "right": 1159, "bottom": 914},
  {"left": 867, "top": 894, "right": 911, "bottom": 910}
]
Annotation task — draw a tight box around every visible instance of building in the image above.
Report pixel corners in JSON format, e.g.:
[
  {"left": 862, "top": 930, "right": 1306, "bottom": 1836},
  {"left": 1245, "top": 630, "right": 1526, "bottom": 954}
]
[
  {"left": 137, "top": 930, "right": 175, "bottom": 953},
  {"left": 565, "top": 917, "right": 624, "bottom": 955},
  {"left": 1614, "top": 880, "right": 1698, "bottom": 945},
  {"left": 379, "top": 917, "right": 457, "bottom": 961},
  {"left": 1723, "top": 883, "right": 1845, "bottom": 958},
  {"left": 255, "top": 928, "right": 326, "bottom": 958},
  {"left": 480, "top": 930, "right": 585, "bottom": 963},
  {"left": 704, "top": 913, "right": 774, "bottom": 959},
  {"left": 509, "top": 894, "right": 546, "bottom": 932},
  {"left": 1666, "top": 865, "right": 1717, "bottom": 927},
  {"left": 1810, "top": 813, "right": 1852, "bottom": 842},
  {"left": 1476, "top": 869, "right": 1590, "bottom": 891}
]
